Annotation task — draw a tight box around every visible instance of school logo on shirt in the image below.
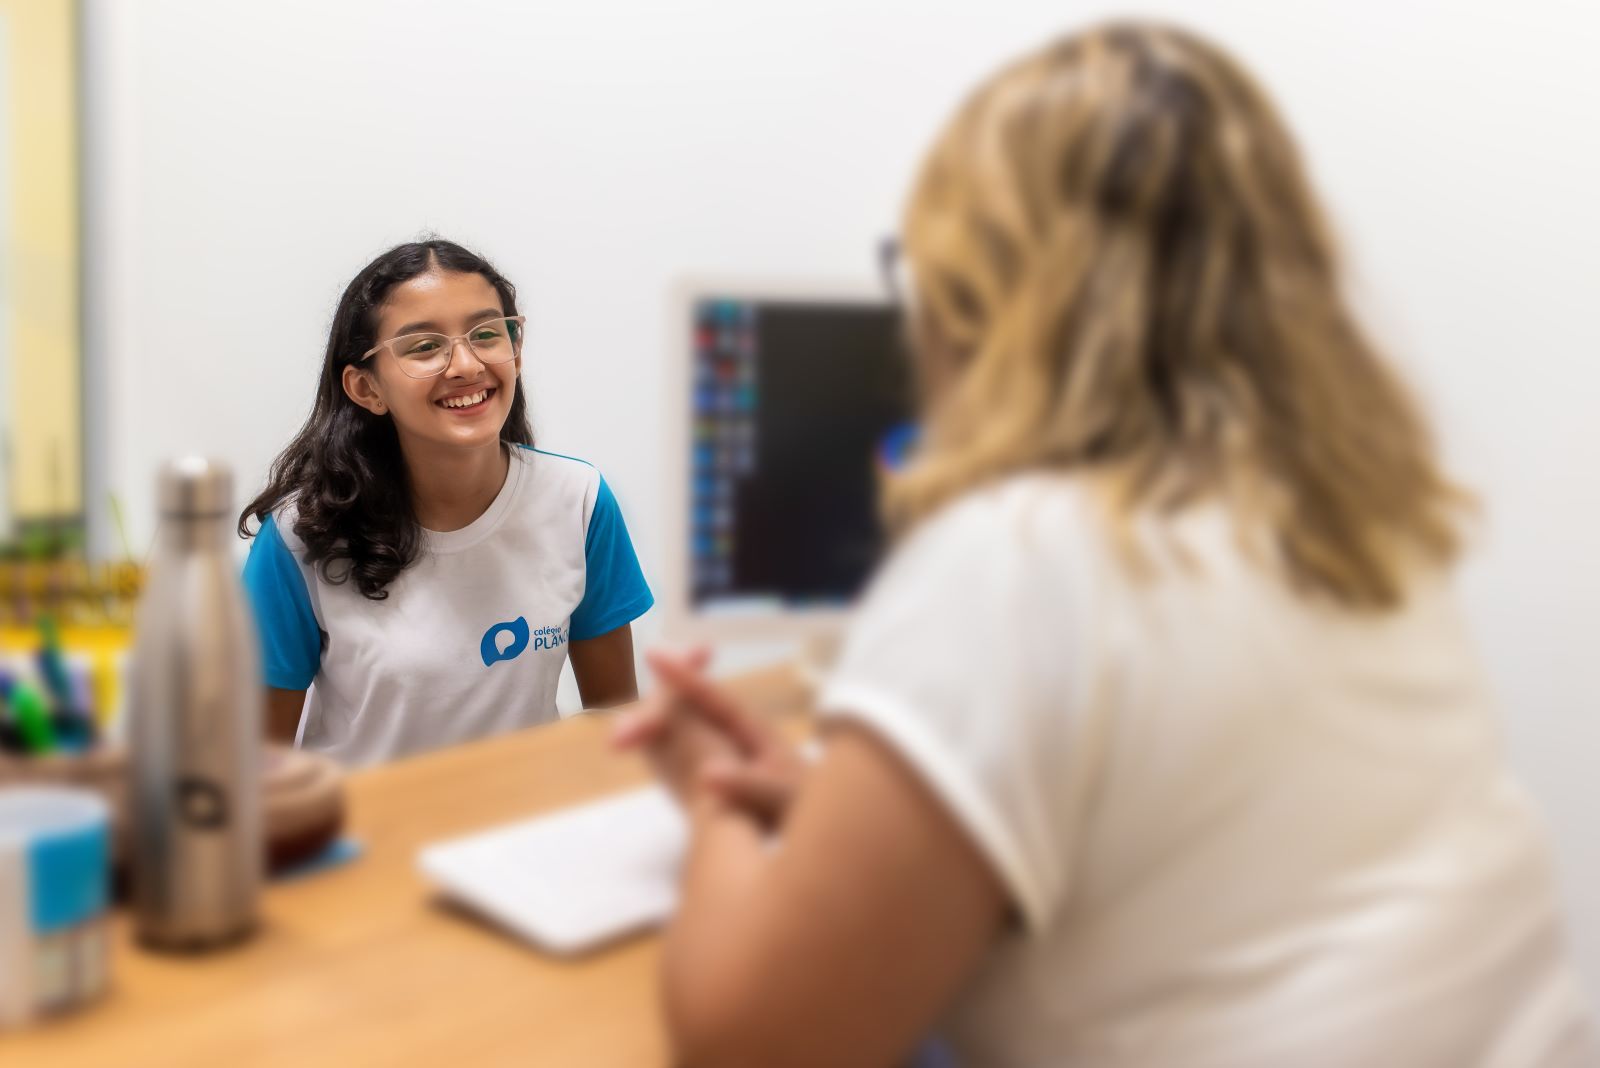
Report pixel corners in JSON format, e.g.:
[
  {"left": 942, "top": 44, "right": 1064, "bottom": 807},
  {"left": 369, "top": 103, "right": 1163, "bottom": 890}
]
[{"left": 480, "top": 617, "right": 568, "bottom": 667}]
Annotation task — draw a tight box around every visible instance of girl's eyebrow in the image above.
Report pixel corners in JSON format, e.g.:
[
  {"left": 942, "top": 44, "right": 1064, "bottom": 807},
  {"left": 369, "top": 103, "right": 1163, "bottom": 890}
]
[{"left": 388, "top": 308, "right": 505, "bottom": 336}]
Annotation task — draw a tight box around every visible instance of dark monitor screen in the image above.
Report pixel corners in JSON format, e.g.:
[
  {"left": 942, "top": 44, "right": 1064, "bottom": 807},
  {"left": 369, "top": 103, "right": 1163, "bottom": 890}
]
[{"left": 689, "top": 297, "right": 913, "bottom": 610}]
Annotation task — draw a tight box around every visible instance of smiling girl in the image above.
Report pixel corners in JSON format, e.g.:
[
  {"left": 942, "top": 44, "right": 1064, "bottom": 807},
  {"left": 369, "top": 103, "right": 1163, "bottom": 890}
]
[{"left": 240, "top": 239, "right": 652, "bottom": 765}]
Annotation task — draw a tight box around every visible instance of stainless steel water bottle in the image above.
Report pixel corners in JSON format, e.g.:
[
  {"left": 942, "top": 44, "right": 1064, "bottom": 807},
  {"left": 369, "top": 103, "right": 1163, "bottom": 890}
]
[{"left": 128, "top": 458, "right": 262, "bottom": 949}]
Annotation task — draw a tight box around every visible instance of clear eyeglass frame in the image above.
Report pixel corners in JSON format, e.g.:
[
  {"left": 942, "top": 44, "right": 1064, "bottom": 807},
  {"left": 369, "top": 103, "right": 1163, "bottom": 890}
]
[{"left": 360, "top": 315, "right": 527, "bottom": 379}]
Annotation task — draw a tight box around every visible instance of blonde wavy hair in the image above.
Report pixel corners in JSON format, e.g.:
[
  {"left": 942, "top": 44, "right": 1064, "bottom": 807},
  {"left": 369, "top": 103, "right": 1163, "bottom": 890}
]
[{"left": 887, "top": 21, "right": 1463, "bottom": 609}]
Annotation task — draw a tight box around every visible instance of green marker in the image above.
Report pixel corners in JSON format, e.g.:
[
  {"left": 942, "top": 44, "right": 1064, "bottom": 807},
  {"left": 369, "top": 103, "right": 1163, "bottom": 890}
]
[{"left": 10, "top": 680, "right": 56, "bottom": 755}]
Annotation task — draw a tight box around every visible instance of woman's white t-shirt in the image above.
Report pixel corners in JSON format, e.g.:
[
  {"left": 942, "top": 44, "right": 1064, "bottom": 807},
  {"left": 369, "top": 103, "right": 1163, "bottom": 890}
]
[{"left": 819, "top": 473, "right": 1596, "bottom": 1068}]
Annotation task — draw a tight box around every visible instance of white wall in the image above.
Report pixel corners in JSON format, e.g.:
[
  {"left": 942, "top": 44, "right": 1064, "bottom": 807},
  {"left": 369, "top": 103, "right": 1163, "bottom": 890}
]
[{"left": 85, "top": 0, "right": 1600, "bottom": 998}]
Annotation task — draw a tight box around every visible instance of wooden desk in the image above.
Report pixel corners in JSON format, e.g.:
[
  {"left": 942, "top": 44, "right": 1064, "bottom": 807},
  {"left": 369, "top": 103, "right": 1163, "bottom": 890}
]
[{"left": 5, "top": 667, "right": 809, "bottom": 1067}]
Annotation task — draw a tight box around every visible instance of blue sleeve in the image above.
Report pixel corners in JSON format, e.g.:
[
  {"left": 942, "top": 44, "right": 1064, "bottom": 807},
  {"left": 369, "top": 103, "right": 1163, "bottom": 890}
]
[
  {"left": 241, "top": 515, "right": 323, "bottom": 690},
  {"left": 569, "top": 476, "right": 654, "bottom": 641}
]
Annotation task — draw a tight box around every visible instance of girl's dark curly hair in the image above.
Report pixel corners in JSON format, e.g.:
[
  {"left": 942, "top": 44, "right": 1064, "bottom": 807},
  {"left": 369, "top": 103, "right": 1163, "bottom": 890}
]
[{"left": 239, "top": 239, "right": 534, "bottom": 599}]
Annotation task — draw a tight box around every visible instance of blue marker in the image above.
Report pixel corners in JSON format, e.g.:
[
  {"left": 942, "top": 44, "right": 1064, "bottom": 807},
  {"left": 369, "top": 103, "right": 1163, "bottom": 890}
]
[
  {"left": 0, "top": 670, "right": 20, "bottom": 754},
  {"left": 37, "top": 617, "right": 76, "bottom": 710},
  {"left": 35, "top": 619, "right": 97, "bottom": 752}
]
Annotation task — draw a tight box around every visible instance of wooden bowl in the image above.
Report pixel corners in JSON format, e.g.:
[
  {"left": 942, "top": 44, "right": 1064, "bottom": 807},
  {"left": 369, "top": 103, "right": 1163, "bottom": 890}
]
[{"left": 0, "top": 744, "right": 345, "bottom": 876}]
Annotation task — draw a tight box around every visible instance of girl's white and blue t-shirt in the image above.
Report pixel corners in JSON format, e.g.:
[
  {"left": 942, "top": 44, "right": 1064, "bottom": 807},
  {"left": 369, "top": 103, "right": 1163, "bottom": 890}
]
[{"left": 241, "top": 446, "right": 653, "bottom": 767}]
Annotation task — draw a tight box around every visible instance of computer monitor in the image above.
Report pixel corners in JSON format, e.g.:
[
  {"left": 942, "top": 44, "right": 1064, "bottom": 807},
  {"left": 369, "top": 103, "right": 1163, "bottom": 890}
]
[{"left": 662, "top": 280, "right": 914, "bottom": 643}]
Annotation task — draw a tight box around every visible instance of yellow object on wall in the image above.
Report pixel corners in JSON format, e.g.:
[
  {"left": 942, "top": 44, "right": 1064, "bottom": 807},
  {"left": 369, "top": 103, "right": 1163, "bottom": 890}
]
[{"left": 1, "top": 0, "right": 81, "bottom": 522}]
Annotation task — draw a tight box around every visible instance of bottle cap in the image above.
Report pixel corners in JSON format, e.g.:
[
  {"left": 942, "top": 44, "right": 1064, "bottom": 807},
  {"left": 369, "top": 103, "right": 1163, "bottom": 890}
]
[{"left": 158, "top": 457, "right": 233, "bottom": 518}]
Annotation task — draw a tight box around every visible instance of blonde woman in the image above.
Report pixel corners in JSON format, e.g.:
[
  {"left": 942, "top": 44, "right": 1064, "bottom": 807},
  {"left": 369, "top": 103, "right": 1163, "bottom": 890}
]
[{"left": 615, "top": 22, "right": 1597, "bottom": 1067}]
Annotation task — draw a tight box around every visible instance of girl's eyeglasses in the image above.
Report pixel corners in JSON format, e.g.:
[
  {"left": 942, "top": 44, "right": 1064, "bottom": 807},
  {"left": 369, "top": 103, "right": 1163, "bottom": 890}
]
[{"left": 360, "top": 315, "right": 526, "bottom": 380}]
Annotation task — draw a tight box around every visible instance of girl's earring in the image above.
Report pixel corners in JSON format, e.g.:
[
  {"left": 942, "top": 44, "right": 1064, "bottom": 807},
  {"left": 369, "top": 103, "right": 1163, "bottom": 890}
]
[{"left": 375, "top": 403, "right": 386, "bottom": 414}]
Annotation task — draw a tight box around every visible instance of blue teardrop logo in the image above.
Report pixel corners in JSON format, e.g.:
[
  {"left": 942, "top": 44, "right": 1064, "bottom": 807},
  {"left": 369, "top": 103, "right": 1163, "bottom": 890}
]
[{"left": 480, "top": 617, "right": 531, "bottom": 667}]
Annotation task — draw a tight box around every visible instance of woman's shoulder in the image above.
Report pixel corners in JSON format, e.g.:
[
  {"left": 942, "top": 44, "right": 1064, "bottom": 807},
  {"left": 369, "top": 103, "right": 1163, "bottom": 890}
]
[
  {"left": 860, "top": 472, "right": 1109, "bottom": 625},
  {"left": 903, "top": 471, "right": 1101, "bottom": 561}
]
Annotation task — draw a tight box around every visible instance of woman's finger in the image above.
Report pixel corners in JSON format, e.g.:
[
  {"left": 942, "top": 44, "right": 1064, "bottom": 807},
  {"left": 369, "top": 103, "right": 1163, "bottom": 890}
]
[
  {"left": 699, "top": 758, "right": 796, "bottom": 823},
  {"left": 645, "top": 650, "right": 768, "bottom": 755},
  {"left": 613, "top": 647, "right": 714, "bottom": 749},
  {"left": 610, "top": 692, "right": 672, "bottom": 749}
]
